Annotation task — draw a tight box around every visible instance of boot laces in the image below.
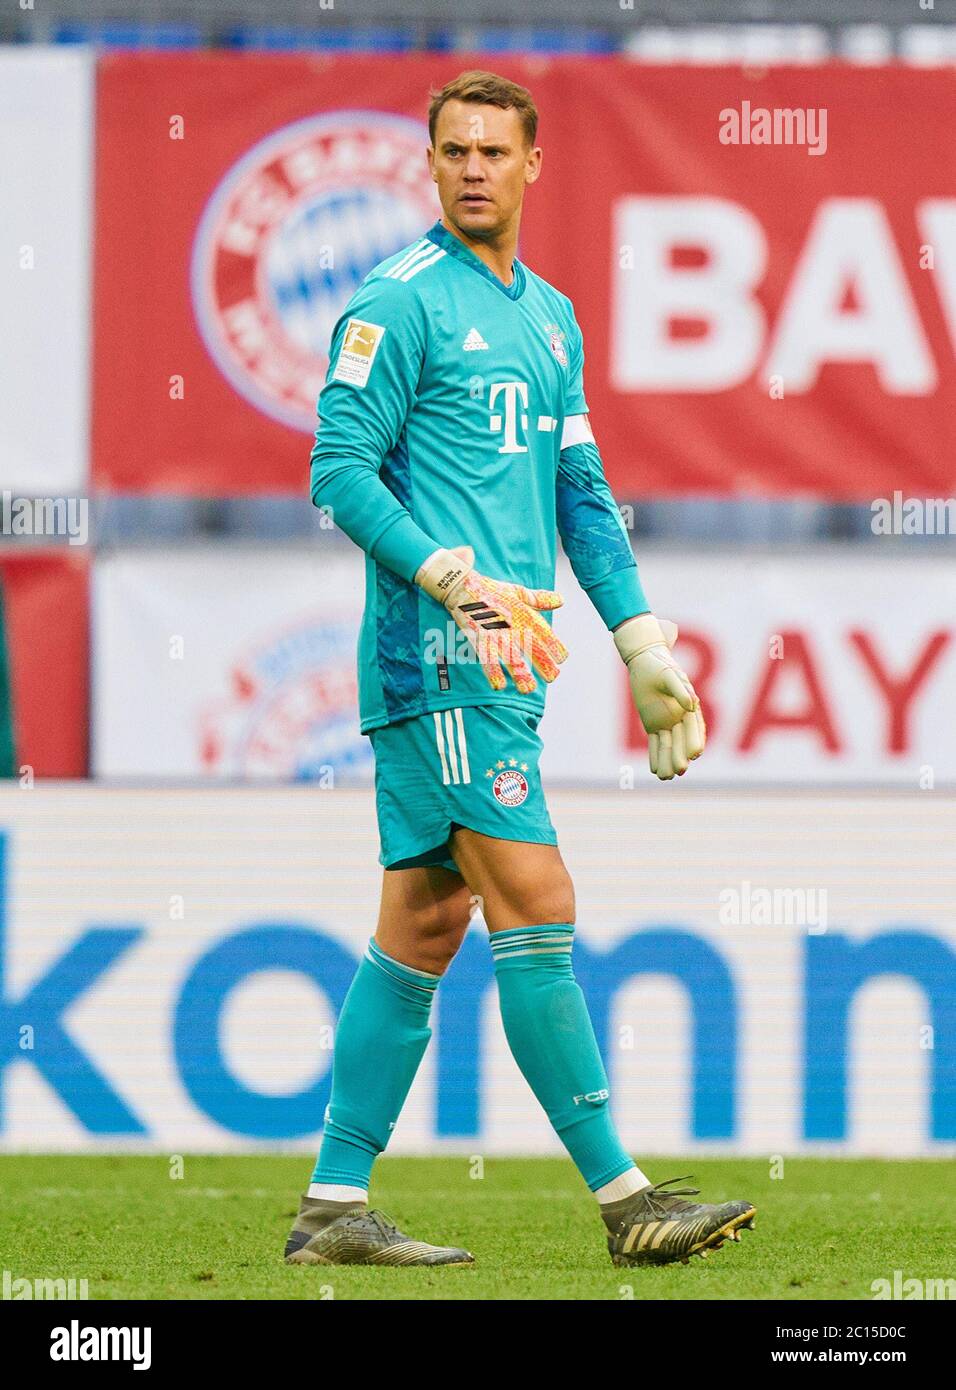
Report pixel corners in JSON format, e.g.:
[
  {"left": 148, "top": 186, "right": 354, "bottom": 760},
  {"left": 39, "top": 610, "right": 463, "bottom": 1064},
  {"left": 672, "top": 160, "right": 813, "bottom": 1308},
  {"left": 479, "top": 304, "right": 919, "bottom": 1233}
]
[
  {"left": 346, "top": 1209, "right": 400, "bottom": 1240},
  {"left": 639, "top": 1175, "right": 701, "bottom": 1219}
]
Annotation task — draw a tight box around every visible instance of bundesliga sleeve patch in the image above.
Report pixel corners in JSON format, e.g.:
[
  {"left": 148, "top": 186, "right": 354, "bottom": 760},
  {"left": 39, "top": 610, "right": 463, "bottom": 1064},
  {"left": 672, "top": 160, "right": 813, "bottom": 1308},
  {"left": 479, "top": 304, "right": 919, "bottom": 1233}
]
[{"left": 331, "top": 318, "right": 386, "bottom": 388}]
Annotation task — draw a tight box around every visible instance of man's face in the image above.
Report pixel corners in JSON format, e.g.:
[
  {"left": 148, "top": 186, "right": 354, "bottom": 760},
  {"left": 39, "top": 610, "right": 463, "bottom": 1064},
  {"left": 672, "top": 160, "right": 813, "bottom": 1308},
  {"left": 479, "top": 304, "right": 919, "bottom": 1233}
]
[{"left": 428, "top": 100, "right": 541, "bottom": 238}]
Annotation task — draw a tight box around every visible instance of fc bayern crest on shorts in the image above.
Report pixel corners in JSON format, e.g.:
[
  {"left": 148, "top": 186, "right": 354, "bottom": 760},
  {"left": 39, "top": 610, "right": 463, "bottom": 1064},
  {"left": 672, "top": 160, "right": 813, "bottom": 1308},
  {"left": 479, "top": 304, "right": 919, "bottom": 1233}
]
[
  {"left": 491, "top": 768, "right": 530, "bottom": 808},
  {"left": 191, "top": 110, "right": 440, "bottom": 432}
]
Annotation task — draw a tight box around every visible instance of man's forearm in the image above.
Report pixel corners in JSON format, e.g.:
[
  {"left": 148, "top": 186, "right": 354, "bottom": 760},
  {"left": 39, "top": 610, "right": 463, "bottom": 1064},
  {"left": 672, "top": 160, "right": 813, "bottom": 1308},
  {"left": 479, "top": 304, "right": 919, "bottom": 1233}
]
[
  {"left": 310, "top": 454, "right": 439, "bottom": 583},
  {"left": 556, "top": 437, "right": 650, "bottom": 630},
  {"left": 585, "top": 569, "right": 651, "bottom": 631}
]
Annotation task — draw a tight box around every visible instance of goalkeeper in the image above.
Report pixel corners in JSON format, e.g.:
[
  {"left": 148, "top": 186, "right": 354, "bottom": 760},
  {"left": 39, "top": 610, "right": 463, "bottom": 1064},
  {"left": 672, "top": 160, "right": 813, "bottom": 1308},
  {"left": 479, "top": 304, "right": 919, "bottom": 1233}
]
[{"left": 286, "top": 70, "right": 755, "bottom": 1270}]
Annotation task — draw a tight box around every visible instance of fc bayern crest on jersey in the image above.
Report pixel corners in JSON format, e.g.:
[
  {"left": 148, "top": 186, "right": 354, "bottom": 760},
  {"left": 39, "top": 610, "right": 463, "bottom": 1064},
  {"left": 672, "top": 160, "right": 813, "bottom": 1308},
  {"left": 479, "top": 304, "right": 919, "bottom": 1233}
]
[
  {"left": 492, "top": 768, "right": 530, "bottom": 808},
  {"left": 545, "top": 324, "right": 569, "bottom": 368},
  {"left": 191, "top": 111, "right": 440, "bottom": 432}
]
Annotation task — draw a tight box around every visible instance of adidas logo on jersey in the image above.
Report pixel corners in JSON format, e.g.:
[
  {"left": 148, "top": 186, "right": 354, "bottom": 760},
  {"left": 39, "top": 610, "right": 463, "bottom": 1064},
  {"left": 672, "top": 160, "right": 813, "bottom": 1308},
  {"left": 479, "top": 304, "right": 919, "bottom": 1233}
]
[{"left": 462, "top": 327, "right": 489, "bottom": 352}]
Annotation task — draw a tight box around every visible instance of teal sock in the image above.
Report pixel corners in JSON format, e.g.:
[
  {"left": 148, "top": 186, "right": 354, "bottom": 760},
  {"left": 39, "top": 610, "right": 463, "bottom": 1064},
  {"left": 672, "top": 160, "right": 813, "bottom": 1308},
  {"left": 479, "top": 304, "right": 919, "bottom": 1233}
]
[
  {"left": 491, "top": 924, "right": 635, "bottom": 1192},
  {"left": 311, "top": 939, "right": 439, "bottom": 1189}
]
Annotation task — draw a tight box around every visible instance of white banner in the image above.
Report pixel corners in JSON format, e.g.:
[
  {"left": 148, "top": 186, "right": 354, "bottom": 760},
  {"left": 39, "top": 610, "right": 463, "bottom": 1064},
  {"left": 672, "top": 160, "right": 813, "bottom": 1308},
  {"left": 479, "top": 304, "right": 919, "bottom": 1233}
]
[
  {"left": 93, "top": 546, "right": 955, "bottom": 785},
  {"left": 546, "top": 546, "right": 955, "bottom": 785},
  {"left": 93, "top": 548, "right": 371, "bottom": 781},
  {"left": 0, "top": 786, "right": 952, "bottom": 1157},
  {"left": 0, "top": 50, "right": 92, "bottom": 495}
]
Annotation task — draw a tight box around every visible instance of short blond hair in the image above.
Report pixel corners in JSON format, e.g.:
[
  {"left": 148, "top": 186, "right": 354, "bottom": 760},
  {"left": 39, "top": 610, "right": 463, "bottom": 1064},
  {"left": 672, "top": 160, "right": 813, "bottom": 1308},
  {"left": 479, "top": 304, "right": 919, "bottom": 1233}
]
[{"left": 428, "top": 69, "right": 538, "bottom": 148}]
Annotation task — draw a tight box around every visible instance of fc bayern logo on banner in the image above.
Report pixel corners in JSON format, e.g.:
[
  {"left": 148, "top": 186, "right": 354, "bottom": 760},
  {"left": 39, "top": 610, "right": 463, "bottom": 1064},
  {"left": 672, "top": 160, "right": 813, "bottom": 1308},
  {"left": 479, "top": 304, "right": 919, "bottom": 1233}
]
[
  {"left": 191, "top": 110, "right": 439, "bottom": 432},
  {"left": 197, "top": 617, "right": 371, "bottom": 780}
]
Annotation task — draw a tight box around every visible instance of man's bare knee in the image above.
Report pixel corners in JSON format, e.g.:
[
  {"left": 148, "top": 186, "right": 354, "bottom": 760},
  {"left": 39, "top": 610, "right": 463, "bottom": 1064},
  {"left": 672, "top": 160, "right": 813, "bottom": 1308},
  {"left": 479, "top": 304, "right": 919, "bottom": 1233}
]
[
  {"left": 449, "top": 831, "right": 576, "bottom": 933},
  {"left": 492, "top": 871, "right": 575, "bottom": 931},
  {"left": 376, "top": 867, "right": 473, "bottom": 974},
  {"left": 513, "top": 893, "right": 575, "bottom": 928},
  {"left": 411, "top": 905, "right": 471, "bottom": 972}
]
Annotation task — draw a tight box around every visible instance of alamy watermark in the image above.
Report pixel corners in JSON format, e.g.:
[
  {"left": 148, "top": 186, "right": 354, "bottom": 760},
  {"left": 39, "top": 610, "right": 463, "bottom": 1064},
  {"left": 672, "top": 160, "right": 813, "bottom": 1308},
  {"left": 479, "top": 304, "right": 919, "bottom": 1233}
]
[
  {"left": 3, "top": 1268, "right": 89, "bottom": 1299},
  {"left": 719, "top": 101, "right": 827, "bottom": 157},
  {"left": 50, "top": 1320, "right": 151, "bottom": 1369},
  {"left": 1, "top": 492, "right": 88, "bottom": 545},
  {"left": 423, "top": 621, "right": 536, "bottom": 677},
  {"left": 718, "top": 880, "right": 828, "bottom": 932},
  {"left": 871, "top": 492, "right": 956, "bottom": 536},
  {"left": 871, "top": 1270, "right": 956, "bottom": 1300}
]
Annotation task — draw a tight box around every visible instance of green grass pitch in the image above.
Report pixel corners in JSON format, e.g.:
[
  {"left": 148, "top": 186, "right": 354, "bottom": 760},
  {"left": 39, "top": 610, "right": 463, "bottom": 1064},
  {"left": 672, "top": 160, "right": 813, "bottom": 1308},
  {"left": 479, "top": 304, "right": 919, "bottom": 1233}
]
[{"left": 1, "top": 1155, "right": 952, "bottom": 1300}]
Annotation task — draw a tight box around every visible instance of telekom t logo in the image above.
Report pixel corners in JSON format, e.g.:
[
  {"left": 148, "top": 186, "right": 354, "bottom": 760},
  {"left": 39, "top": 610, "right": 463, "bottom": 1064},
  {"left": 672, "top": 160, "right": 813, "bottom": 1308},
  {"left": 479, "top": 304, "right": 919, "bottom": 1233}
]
[{"left": 488, "top": 381, "right": 529, "bottom": 454}]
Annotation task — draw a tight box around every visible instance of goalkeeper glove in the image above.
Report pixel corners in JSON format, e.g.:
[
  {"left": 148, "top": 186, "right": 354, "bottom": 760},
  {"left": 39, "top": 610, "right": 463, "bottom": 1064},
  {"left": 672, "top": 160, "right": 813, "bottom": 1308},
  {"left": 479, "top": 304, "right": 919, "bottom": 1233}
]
[
  {"left": 415, "top": 545, "right": 567, "bottom": 694},
  {"left": 614, "top": 613, "right": 706, "bottom": 781}
]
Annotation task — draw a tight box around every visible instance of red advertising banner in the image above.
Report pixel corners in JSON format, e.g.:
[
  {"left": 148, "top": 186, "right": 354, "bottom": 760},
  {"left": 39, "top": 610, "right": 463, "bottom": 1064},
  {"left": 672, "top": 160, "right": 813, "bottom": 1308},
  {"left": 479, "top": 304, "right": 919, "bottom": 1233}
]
[
  {"left": 94, "top": 56, "right": 956, "bottom": 498},
  {"left": 0, "top": 552, "right": 89, "bottom": 777}
]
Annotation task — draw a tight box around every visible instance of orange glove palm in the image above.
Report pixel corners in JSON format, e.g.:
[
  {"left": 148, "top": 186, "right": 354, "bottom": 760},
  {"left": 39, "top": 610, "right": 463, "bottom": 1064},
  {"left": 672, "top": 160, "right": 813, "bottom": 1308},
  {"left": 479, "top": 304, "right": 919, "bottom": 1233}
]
[{"left": 416, "top": 546, "right": 567, "bottom": 694}]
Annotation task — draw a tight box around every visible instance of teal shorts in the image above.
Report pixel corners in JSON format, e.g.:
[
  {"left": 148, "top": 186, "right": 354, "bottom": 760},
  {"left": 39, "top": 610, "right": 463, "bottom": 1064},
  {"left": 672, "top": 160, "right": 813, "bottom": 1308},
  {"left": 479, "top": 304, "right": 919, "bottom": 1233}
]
[{"left": 369, "top": 703, "right": 557, "bottom": 874}]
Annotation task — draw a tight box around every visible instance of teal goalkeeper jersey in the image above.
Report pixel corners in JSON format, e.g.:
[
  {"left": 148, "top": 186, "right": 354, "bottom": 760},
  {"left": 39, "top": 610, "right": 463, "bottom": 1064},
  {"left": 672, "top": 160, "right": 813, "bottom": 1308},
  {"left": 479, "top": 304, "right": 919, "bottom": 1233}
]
[{"left": 311, "top": 218, "right": 644, "bottom": 734}]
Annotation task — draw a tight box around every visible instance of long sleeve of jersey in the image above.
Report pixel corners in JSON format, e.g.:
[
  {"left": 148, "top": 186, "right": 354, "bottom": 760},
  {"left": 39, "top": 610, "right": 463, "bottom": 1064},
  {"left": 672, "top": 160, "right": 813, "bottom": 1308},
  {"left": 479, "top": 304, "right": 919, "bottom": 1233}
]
[
  {"left": 309, "top": 276, "right": 440, "bottom": 583},
  {"left": 557, "top": 327, "right": 649, "bottom": 630}
]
